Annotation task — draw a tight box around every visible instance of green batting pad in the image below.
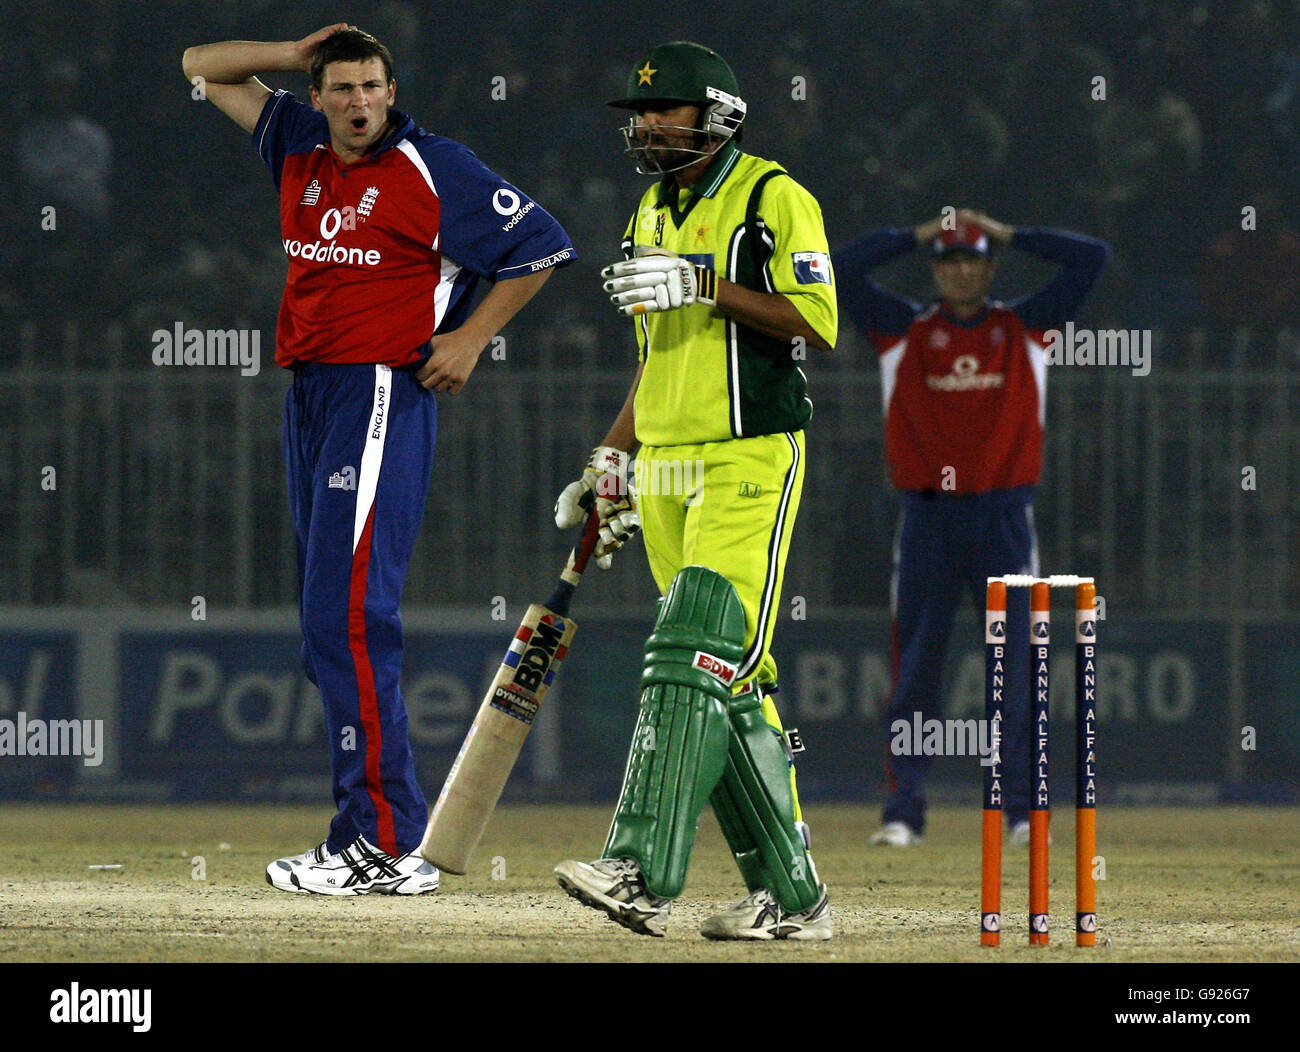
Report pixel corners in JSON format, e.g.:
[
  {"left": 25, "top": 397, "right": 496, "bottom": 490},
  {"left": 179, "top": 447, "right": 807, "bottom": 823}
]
[
  {"left": 715, "top": 686, "right": 822, "bottom": 912},
  {"left": 709, "top": 754, "right": 770, "bottom": 892},
  {"left": 604, "top": 567, "right": 746, "bottom": 898}
]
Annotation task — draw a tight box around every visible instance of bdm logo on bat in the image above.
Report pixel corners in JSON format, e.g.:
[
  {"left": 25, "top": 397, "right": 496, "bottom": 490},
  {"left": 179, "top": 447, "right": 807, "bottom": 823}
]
[{"left": 503, "top": 615, "right": 569, "bottom": 694}]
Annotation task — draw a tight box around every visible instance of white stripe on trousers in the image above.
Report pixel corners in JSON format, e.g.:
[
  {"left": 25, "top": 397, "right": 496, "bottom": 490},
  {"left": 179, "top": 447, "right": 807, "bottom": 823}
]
[
  {"left": 353, "top": 364, "right": 392, "bottom": 554},
  {"left": 737, "top": 432, "right": 801, "bottom": 681}
]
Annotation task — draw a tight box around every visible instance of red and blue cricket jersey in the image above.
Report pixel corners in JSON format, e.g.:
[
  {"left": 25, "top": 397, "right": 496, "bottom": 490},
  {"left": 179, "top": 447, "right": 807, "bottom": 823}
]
[
  {"left": 255, "top": 89, "right": 574, "bottom": 368},
  {"left": 834, "top": 227, "right": 1108, "bottom": 834},
  {"left": 254, "top": 90, "right": 575, "bottom": 858},
  {"left": 835, "top": 227, "right": 1108, "bottom": 493}
]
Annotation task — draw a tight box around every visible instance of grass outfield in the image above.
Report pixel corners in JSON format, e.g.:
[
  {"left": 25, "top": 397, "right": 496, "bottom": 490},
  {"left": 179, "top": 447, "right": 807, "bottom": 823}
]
[{"left": 0, "top": 804, "right": 1296, "bottom": 963}]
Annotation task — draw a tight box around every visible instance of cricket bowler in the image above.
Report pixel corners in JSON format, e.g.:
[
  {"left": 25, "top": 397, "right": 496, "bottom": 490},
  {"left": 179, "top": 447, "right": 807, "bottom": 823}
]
[{"left": 182, "top": 24, "right": 574, "bottom": 894}]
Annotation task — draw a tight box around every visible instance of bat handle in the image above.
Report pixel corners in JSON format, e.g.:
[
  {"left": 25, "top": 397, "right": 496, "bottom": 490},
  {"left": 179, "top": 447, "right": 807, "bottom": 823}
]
[{"left": 545, "top": 510, "right": 601, "bottom": 616}]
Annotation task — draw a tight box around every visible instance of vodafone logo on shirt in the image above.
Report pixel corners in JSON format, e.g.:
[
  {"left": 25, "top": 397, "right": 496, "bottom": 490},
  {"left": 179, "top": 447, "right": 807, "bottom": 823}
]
[
  {"left": 492, "top": 189, "right": 520, "bottom": 215},
  {"left": 926, "top": 354, "right": 1004, "bottom": 391},
  {"left": 282, "top": 208, "right": 383, "bottom": 267},
  {"left": 493, "top": 187, "right": 535, "bottom": 231}
]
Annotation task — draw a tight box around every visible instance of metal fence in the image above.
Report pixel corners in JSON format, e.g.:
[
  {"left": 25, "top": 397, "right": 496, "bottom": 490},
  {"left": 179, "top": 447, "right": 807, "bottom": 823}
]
[{"left": 2, "top": 321, "right": 1296, "bottom": 615}]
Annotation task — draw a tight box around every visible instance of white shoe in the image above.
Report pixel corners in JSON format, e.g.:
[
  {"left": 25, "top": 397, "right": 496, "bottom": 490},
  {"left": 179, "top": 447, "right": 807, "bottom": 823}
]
[
  {"left": 554, "top": 857, "right": 671, "bottom": 937},
  {"left": 869, "top": 821, "right": 922, "bottom": 846},
  {"left": 288, "top": 837, "right": 440, "bottom": 896},
  {"left": 701, "top": 884, "right": 832, "bottom": 941},
  {"left": 265, "top": 841, "right": 333, "bottom": 893},
  {"left": 1009, "top": 820, "right": 1051, "bottom": 847}
]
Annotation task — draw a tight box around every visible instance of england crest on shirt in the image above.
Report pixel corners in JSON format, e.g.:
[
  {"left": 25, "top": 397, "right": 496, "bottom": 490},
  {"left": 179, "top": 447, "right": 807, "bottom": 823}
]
[{"left": 792, "top": 251, "right": 832, "bottom": 285}]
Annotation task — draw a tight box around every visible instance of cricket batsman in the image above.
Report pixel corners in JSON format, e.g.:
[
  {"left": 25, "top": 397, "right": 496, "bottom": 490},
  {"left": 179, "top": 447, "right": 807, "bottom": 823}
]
[{"left": 552, "top": 42, "right": 837, "bottom": 939}]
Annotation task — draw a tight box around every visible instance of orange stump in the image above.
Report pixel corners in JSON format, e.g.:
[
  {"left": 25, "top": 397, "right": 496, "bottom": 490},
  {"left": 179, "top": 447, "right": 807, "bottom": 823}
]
[
  {"left": 1028, "top": 580, "right": 1051, "bottom": 945},
  {"left": 981, "top": 579, "right": 1007, "bottom": 946},
  {"left": 982, "top": 575, "right": 1099, "bottom": 948},
  {"left": 1075, "top": 580, "right": 1098, "bottom": 946}
]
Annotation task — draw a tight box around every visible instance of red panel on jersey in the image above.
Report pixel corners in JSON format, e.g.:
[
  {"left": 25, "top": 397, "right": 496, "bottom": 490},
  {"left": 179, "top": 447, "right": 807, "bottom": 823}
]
[
  {"left": 254, "top": 92, "right": 575, "bottom": 371},
  {"left": 883, "top": 306, "right": 1044, "bottom": 492},
  {"left": 276, "top": 148, "right": 442, "bottom": 369}
]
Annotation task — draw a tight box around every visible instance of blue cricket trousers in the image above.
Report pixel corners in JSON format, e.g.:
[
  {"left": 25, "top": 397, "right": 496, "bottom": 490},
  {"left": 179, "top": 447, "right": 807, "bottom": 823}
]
[
  {"left": 883, "top": 486, "right": 1037, "bottom": 833},
  {"left": 284, "top": 362, "right": 436, "bottom": 857}
]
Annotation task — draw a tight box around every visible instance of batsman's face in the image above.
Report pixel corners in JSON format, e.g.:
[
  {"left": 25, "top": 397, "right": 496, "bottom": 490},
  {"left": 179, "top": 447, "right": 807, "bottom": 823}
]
[
  {"left": 312, "top": 58, "right": 396, "bottom": 160},
  {"left": 932, "top": 253, "right": 996, "bottom": 315},
  {"left": 635, "top": 103, "right": 705, "bottom": 166}
]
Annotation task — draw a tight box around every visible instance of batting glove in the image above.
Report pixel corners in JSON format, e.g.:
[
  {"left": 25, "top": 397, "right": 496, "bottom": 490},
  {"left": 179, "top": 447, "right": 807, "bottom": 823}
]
[
  {"left": 594, "top": 478, "right": 640, "bottom": 569},
  {"left": 554, "top": 446, "right": 641, "bottom": 569},
  {"left": 601, "top": 254, "right": 718, "bottom": 316}
]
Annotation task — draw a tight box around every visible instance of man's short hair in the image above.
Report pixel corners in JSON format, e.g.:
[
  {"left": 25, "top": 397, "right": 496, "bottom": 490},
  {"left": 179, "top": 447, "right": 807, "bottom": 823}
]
[{"left": 309, "top": 29, "right": 395, "bottom": 92}]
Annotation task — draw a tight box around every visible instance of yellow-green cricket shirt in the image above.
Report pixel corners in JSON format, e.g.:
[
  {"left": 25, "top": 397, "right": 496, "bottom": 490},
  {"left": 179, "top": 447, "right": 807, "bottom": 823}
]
[{"left": 623, "top": 141, "right": 838, "bottom": 446}]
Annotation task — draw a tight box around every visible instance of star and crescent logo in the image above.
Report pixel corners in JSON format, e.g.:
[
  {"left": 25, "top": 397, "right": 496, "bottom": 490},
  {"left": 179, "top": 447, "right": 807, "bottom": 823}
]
[{"left": 636, "top": 61, "right": 657, "bottom": 86}]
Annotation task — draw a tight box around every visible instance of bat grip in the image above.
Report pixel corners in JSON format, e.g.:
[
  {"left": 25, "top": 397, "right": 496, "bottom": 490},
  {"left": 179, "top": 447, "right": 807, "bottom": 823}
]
[
  {"left": 543, "top": 580, "right": 576, "bottom": 617},
  {"left": 544, "top": 511, "right": 601, "bottom": 616}
]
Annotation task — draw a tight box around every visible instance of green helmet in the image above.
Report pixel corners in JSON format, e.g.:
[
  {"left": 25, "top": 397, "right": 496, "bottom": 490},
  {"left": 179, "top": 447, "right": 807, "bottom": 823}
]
[{"left": 609, "top": 42, "right": 747, "bottom": 173}]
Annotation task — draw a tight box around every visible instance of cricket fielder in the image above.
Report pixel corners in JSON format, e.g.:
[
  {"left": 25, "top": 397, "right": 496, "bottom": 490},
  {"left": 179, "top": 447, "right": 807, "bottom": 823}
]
[
  {"left": 834, "top": 212, "right": 1109, "bottom": 847},
  {"left": 182, "top": 25, "right": 574, "bottom": 894},
  {"left": 552, "top": 42, "right": 837, "bottom": 939}
]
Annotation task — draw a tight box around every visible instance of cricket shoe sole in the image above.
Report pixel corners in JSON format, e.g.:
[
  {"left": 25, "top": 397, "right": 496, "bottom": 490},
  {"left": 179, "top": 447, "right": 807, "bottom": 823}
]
[{"left": 554, "top": 858, "right": 670, "bottom": 937}]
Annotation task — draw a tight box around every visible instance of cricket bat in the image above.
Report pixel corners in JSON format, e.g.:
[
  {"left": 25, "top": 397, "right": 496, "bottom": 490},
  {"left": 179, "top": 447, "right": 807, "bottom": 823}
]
[{"left": 420, "top": 510, "right": 602, "bottom": 874}]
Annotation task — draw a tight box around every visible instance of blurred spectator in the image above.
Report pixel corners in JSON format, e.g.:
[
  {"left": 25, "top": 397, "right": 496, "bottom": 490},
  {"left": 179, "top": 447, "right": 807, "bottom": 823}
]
[
  {"left": 19, "top": 59, "right": 112, "bottom": 234},
  {"left": 1263, "top": 36, "right": 1300, "bottom": 203},
  {"left": 14, "top": 59, "right": 113, "bottom": 318},
  {"left": 1091, "top": 56, "right": 1204, "bottom": 332},
  {"left": 1199, "top": 167, "right": 1300, "bottom": 351}
]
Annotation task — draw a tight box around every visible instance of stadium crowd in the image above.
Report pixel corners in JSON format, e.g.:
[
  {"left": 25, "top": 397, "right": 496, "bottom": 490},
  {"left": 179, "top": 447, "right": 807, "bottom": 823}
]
[{"left": 2, "top": 0, "right": 1296, "bottom": 365}]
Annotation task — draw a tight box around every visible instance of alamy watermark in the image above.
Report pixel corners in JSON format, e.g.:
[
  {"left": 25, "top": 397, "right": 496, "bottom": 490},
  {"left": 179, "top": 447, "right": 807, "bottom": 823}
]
[
  {"left": 151, "top": 322, "right": 261, "bottom": 376},
  {"left": 50, "top": 983, "right": 151, "bottom": 1032},
  {"left": 0, "top": 712, "right": 104, "bottom": 766},
  {"left": 1043, "top": 322, "right": 1150, "bottom": 377},
  {"left": 890, "top": 712, "right": 998, "bottom": 765},
  {"left": 632, "top": 457, "right": 708, "bottom": 503}
]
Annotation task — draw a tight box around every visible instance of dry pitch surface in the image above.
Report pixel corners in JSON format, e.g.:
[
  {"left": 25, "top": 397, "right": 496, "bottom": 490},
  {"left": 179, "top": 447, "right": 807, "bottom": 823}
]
[{"left": 0, "top": 804, "right": 1296, "bottom": 963}]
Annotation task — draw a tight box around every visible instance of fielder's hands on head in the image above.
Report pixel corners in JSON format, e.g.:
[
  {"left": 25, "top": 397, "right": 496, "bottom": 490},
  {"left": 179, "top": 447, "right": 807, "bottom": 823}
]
[
  {"left": 554, "top": 446, "right": 640, "bottom": 569},
  {"left": 602, "top": 254, "right": 718, "bottom": 316},
  {"left": 913, "top": 215, "right": 947, "bottom": 245},
  {"left": 956, "top": 209, "right": 1015, "bottom": 244}
]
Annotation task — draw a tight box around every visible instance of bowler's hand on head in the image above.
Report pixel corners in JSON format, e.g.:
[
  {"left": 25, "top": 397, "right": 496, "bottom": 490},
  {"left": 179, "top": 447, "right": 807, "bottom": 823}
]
[{"left": 293, "top": 23, "right": 358, "bottom": 69}]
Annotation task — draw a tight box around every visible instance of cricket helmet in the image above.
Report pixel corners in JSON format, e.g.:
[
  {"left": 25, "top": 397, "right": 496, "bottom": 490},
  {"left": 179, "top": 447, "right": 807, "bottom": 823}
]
[{"left": 608, "top": 41, "right": 747, "bottom": 174}]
